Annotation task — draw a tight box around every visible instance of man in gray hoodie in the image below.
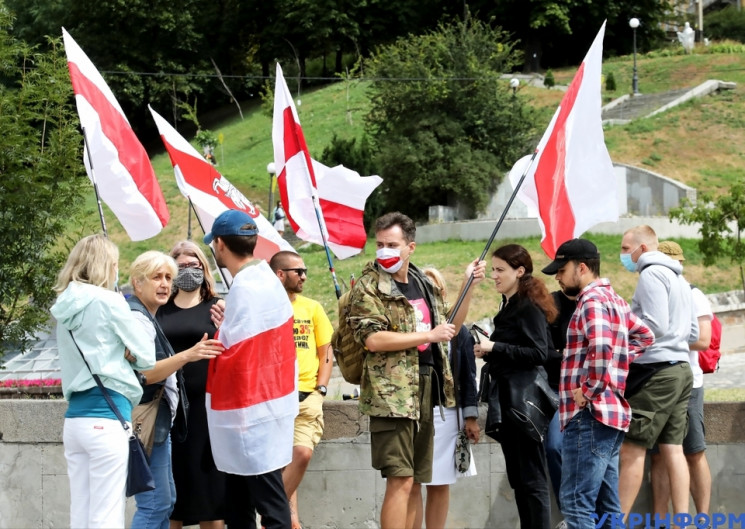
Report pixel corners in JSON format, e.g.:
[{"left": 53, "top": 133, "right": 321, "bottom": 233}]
[{"left": 617, "top": 225, "right": 699, "bottom": 522}]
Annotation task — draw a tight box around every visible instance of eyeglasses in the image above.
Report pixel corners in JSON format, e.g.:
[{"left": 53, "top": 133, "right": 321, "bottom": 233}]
[
  {"left": 282, "top": 268, "right": 307, "bottom": 276},
  {"left": 178, "top": 262, "right": 202, "bottom": 270}
]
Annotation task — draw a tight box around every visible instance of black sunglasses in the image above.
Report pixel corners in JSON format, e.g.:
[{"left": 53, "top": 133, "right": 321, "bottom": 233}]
[{"left": 282, "top": 268, "right": 308, "bottom": 276}]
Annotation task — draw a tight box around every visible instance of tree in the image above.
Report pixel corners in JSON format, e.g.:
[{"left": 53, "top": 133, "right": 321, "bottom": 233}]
[
  {"left": 670, "top": 182, "right": 745, "bottom": 294},
  {"left": 466, "top": 0, "right": 668, "bottom": 68},
  {"left": 706, "top": 6, "right": 745, "bottom": 43},
  {"left": 364, "top": 17, "right": 536, "bottom": 220},
  {"left": 0, "top": 10, "right": 91, "bottom": 357},
  {"left": 5, "top": 0, "right": 216, "bottom": 140}
]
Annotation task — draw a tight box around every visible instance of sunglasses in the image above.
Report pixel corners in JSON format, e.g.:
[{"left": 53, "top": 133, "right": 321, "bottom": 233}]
[{"left": 282, "top": 268, "right": 307, "bottom": 276}]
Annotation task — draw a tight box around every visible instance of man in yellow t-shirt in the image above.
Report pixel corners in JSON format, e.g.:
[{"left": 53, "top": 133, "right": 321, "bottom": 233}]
[{"left": 269, "top": 251, "right": 333, "bottom": 529}]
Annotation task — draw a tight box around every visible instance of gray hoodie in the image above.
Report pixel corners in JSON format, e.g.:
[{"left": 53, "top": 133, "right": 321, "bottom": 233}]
[{"left": 631, "top": 251, "right": 699, "bottom": 364}]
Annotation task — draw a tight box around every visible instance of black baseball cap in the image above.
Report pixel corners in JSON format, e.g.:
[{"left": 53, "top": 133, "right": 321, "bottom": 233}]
[{"left": 541, "top": 238, "right": 600, "bottom": 275}]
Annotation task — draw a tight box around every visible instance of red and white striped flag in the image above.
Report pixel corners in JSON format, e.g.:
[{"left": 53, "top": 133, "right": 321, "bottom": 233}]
[
  {"left": 62, "top": 28, "right": 168, "bottom": 241},
  {"left": 206, "top": 261, "right": 297, "bottom": 475},
  {"left": 272, "top": 63, "right": 382, "bottom": 259},
  {"left": 149, "top": 106, "right": 292, "bottom": 261},
  {"left": 509, "top": 22, "right": 617, "bottom": 258}
]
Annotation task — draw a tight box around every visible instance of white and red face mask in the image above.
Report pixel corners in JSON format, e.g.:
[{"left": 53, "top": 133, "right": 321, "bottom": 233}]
[{"left": 376, "top": 247, "right": 404, "bottom": 274}]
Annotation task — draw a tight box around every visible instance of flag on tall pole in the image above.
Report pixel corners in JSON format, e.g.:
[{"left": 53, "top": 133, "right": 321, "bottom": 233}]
[
  {"left": 272, "top": 63, "right": 382, "bottom": 260},
  {"left": 149, "top": 106, "right": 292, "bottom": 261},
  {"left": 62, "top": 28, "right": 169, "bottom": 241},
  {"left": 509, "top": 22, "right": 617, "bottom": 258}
]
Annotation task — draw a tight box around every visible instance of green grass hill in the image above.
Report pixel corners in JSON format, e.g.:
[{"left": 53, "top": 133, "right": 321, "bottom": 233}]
[{"left": 78, "top": 46, "right": 745, "bottom": 322}]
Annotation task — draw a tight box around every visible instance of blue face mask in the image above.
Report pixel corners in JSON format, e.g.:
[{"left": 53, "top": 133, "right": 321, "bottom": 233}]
[{"left": 619, "top": 252, "right": 637, "bottom": 273}]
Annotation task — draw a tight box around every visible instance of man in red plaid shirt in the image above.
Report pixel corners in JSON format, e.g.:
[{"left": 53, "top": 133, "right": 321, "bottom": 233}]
[{"left": 542, "top": 238, "right": 654, "bottom": 529}]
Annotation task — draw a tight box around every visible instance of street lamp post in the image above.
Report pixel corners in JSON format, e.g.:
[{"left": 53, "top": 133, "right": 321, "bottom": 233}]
[
  {"left": 267, "top": 162, "right": 276, "bottom": 221},
  {"left": 629, "top": 17, "right": 640, "bottom": 95}
]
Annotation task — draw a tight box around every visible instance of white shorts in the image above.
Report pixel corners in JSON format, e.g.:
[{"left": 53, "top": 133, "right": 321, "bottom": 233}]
[{"left": 425, "top": 406, "right": 477, "bottom": 485}]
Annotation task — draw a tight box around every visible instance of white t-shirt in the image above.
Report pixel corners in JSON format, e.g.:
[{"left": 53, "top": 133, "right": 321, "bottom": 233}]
[
  {"left": 690, "top": 287, "right": 713, "bottom": 389},
  {"left": 132, "top": 311, "right": 179, "bottom": 420}
]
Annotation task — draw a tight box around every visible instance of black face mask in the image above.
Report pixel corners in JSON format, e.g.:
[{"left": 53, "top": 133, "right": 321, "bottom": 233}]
[{"left": 173, "top": 268, "right": 204, "bottom": 292}]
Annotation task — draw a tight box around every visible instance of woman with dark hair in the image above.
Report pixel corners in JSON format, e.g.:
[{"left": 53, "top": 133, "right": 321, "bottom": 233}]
[
  {"left": 474, "top": 244, "right": 557, "bottom": 529},
  {"left": 156, "top": 241, "right": 227, "bottom": 529}
]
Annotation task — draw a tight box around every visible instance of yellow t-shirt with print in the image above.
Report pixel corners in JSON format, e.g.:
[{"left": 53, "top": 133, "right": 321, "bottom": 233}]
[{"left": 292, "top": 295, "right": 334, "bottom": 392}]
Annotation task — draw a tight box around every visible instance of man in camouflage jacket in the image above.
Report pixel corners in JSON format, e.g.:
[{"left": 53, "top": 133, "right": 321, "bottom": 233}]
[{"left": 347, "top": 212, "right": 485, "bottom": 529}]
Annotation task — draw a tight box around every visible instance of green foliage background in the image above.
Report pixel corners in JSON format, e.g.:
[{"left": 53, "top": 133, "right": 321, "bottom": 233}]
[
  {"left": 0, "top": 11, "right": 91, "bottom": 354},
  {"left": 364, "top": 19, "right": 536, "bottom": 220}
]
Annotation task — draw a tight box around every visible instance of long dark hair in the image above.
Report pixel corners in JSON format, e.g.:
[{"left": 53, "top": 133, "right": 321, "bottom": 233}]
[
  {"left": 492, "top": 244, "right": 558, "bottom": 323},
  {"left": 169, "top": 240, "right": 217, "bottom": 302}
]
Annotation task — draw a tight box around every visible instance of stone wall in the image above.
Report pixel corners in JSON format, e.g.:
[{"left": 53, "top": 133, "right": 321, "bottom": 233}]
[{"left": 1, "top": 400, "right": 744, "bottom": 528}]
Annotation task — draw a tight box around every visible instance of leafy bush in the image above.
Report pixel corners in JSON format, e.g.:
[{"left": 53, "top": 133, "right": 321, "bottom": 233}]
[
  {"left": 706, "top": 6, "right": 745, "bottom": 43},
  {"left": 703, "top": 40, "right": 745, "bottom": 54},
  {"left": 605, "top": 72, "right": 617, "bottom": 92},
  {"left": 544, "top": 69, "right": 556, "bottom": 89},
  {"left": 195, "top": 129, "right": 218, "bottom": 150}
]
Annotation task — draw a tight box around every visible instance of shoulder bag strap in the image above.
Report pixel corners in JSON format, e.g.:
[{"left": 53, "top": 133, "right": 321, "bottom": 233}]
[
  {"left": 68, "top": 330, "right": 130, "bottom": 434},
  {"left": 452, "top": 332, "right": 462, "bottom": 431}
]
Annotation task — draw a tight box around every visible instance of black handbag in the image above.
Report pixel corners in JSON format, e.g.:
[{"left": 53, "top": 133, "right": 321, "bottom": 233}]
[
  {"left": 126, "top": 436, "right": 155, "bottom": 497},
  {"left": 68, "top": 331, "right": 156, "bottom": 497},
  {"left": 479, "top": 366, "right": 504, "bottom": 442},
  {"left": 503, "top": 367, "right": 558, "bottom": 443}
]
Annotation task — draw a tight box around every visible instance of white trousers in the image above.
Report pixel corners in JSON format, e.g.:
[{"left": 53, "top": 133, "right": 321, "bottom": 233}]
[{"left": 64, "top": 417, "right": 129, "bottom": 529}]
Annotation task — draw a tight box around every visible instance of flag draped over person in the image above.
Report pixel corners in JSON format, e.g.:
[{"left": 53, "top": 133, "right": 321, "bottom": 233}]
[
  {"left": 62, "top": 28, "right": 169, "bottom": 241},
  {"left": 149, "top": 106, "right": 292, "bottom": 260},
  {"left": 206, "top": 261, "right": 297, "bottom": 475},
  {"left": 509, "top": 22, "right": 617, "bottom": 258},
  {"left": 271, "top": 63, "right": 382, "bottom": 260}
]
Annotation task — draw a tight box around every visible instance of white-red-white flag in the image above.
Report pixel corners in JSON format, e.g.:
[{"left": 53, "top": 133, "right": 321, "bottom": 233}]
[
  {"left": 62, "top": 28, "right": 168, "bottom": 241},
  {"left": 272, "top": 63, "right": 382, "bottom": 259},
  {"left": 509, "top": 22, "right": 617, "bottom": 258},
  {"left": 149, "top": 106, "right": 292, "bottom": 261},
  {"left": 206, "top": 261, "right": 297, "bottom": 475}
]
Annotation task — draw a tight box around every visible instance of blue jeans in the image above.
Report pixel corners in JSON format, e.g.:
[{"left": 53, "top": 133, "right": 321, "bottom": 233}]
[
  {"left": 132, "top": 436, "right": 176, "bottom": 529},
  {"left": 545, "top": 411, "right": 563, "bottom": 510},
  {"left": 560, "top": 408, "right": 624, "bottom": 529}
]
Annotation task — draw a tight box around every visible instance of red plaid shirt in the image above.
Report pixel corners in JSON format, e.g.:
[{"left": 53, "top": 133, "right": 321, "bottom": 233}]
[{"left": 559, "top": 278, "right": 654, "bottom": 431}]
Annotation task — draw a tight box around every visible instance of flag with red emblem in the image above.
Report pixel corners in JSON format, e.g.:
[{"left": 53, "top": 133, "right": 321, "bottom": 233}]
[{"left": 149, "top": 106, "right": 292, "bottom": 260}]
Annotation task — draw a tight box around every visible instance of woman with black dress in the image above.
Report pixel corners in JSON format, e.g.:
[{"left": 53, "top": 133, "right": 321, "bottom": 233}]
[
  {"left": 473, "top": 244, "right": 558, "bottom": 529},
  {"left": 156, "top": 241, "right": 227, "bottom": 529}
]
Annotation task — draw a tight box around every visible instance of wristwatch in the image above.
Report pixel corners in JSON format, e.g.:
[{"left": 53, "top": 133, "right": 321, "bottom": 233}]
[{"left": 316, "top": 385, "right": 327, "bottom": 397}]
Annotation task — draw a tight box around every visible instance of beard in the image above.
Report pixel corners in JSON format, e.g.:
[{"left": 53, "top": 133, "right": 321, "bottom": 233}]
[{"left": 562, "top": 285, "right": 581, "bottom": 297}]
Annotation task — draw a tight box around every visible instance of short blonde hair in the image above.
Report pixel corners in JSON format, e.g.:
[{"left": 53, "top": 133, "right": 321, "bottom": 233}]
[
  {"left": 169, "top": 240, "right": 217, "bottom": 301},
  {"left": 624, "top": 225, "right": 658, "bottom": 249},
  {"left": 422, "top": 267, "right": 447, "bottom": 298},
  {"left": 130, "top": 251, "right": 178, "bottom": 291},
  {"left": 54, "top": 234, "right": 119, "bottom": 293}
]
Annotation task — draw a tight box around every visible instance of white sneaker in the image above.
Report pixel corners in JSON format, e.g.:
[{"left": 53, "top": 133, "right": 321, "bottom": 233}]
[{"left": 554, "top": 521, "right": 568, "bottom": 529}]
